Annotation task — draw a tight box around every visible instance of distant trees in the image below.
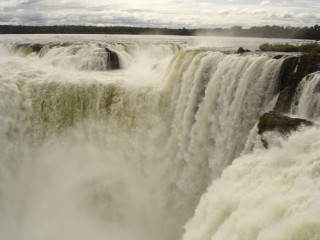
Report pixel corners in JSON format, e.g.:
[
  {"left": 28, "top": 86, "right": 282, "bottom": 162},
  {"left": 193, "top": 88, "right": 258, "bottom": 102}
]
[
  {"left": 196, "top": 25, "right": 320, "bottom": 40},
  {"left": 0, "top": 25, "right": 193, "bottom": 35},
  {"left": 0, "top": 25, "right": 319, "bottom": 40}
]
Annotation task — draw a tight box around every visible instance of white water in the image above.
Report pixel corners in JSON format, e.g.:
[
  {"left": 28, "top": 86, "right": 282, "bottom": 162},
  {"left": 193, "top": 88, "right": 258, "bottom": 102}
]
[
  {"left": 182, "top": 69, "right": 320, "bottom": 240},
  {"left": 291, "top": 73, "right": 320, "bottom": 121},
  {"left": 183, "top": 126, "right": 320, "bottom": 240},
  {"left": 0, "top": 35, "right": 319, "bottom": 240}
]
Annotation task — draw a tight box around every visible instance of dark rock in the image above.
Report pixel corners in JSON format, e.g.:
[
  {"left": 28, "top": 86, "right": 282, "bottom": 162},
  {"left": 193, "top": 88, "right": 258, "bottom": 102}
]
[
  {"left": 237, "top": 47, "right": 250, "bottom": 54},
  {"left": 105, "top": 48, "right": 120, "bottom": 70},
  {"left": 257, "top": 111, "right": 313, "bottom": 135},
  {"left": 260, "top": 138, "right": 269, "bottom": 149},
  {"left": 31, "top": 43, "right": 44, "bottom": 53},
  {"left": 273, "top": 55, "right": 283, "bottom": 59},
  {"left": 15, "top": 43, "right": 44, "bottom": 53},
  {"left": 277, "top": 57, "right": 299, "bottom": 93},
  {"left": 274, "top": 54, "right": 320, "bottom": 113},
  {"left": 299, "top": 53, "right": 320, "bottom": 76}
]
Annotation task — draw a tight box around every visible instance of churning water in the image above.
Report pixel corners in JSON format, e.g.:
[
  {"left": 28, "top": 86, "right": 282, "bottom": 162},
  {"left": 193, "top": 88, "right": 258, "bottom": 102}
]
[{"left": 0, "top": 35, "right": 319, "bottom": 240}]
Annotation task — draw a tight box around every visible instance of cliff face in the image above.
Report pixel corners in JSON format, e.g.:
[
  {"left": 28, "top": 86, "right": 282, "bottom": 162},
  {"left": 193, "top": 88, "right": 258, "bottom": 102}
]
[
  {"left": 257, "top": 54, "right": 320, "bottom": 143},
  {"left": 274, "top": 54, "right": 320, "bottom": 113}
]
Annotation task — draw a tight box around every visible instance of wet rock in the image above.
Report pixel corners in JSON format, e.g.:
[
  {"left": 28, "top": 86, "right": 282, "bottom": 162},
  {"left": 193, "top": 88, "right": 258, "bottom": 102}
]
[
  {"left": 237, "top": 47, "right": 250, "bottom": 53},
  {"left": 273, "top": 55, "right": 284, "bottom": 59},
  {"left": 105, "top": 48, "right": 120, "bottom": 70},
  {"left": 15, "top": 43, "right": 45, "bottom": 54},
  {"left": 257, "top": 111, "right": 313, "bottom": 135},
  {"left": 31, "top": 43, "right": 44, "bottom": 53}
]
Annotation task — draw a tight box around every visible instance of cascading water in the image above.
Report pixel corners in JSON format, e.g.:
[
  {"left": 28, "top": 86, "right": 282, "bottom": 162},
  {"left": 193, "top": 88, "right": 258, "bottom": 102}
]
[
  {"left": 0, "top": 35, "right": 319, "bottom": 240},
  {"left": 290, "top": 73, "right": 320, "bottom": 121},
  {"left": 182, "top": 71, "right": 320, "bottom": 240}
]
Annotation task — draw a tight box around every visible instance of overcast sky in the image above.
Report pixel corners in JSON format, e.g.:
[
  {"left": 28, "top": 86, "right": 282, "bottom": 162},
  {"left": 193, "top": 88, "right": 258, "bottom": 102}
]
[{"left": 0, "top": 0, "right": 319, "bottom": 28}]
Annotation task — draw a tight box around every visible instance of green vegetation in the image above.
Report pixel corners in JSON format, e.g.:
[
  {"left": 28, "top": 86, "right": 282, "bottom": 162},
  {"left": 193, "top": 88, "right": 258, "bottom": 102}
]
[
  {"left": 298, "top": 43, "right": 320, "bottom": 53},
  {"left": 259, "top": 43, "right": 299, "bottom": 52},
  {"left": 259, "top": 42, "right": 320, "bottom": 53},
  {"left": 0, "top": 24, "right": 320, "bottom": 40}
]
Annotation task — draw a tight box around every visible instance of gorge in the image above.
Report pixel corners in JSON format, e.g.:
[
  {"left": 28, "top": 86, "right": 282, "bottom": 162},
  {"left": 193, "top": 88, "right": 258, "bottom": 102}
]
[{"left": 0, "top": 35, "right": 319, "bottom": 240}]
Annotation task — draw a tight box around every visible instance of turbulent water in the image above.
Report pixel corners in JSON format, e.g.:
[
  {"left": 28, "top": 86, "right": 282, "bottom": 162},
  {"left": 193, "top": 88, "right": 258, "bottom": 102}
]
[{"left": 0, "top": 34, "right": 319, "bottom": 240}]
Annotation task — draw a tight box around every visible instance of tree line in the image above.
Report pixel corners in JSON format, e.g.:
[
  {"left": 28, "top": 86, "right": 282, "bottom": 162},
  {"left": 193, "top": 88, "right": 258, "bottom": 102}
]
[{"left": 0, "top": 25, "right": 319, "bottom": 40}]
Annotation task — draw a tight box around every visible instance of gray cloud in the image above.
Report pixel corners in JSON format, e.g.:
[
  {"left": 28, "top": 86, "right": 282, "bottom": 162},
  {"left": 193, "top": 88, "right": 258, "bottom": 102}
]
[
  {"left": 0, "top": 13, "right": 14, "bottom": 22},
  {"left": 283, "top": 12, "right": 294, "bottom": 18},
  {"left": 19, "top": 0, "right": 42, "bottom": 5},
  {"left": 0, "top": 0, "right": 319, "bottom": 27}
]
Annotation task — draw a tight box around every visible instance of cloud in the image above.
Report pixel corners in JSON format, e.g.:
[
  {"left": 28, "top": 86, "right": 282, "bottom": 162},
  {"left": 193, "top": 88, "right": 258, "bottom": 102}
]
[
  {"left": 260, "top": 1, "right": 271, "bottom": 6},
  {"left": 297, "top": 13, "right": 316, "bottom": 19},
  {"left": 283, "top": 12, "right": 294, "bottom": 18},
  {"left": 219, "top": 8, "right": 266, "bottom": 15},
  {"left": 19, "top": 0, "right": 42, "bottom": 5},
  {"left": 0, "top": 13, "right": 14, "bottom": 22},
  {"left": 0, "top": 0, "right": 319, "bottom": 28},
  {"left": 219, "top": 9, "right": 231, "bottom": 15},
  {"left": 201, "top": 9, "right": 212, "bottom": 14}
]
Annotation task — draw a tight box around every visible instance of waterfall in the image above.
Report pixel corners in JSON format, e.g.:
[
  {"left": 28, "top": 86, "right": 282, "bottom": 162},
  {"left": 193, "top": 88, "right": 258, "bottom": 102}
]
[
  {"left": 182, "top": 126, "right": 320, "bottom": 240},
  {"left": 182, "top": 70, "right": 320, "bottom": 240},
  {"left": 0, "top": 36, "right": 319, "bottom": 240},
  {"left": 290, "top": 72, "right": 320, "bottom": 121},
  {"left": 161, "top": 51, "right": 282, "bottom": 222}
]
